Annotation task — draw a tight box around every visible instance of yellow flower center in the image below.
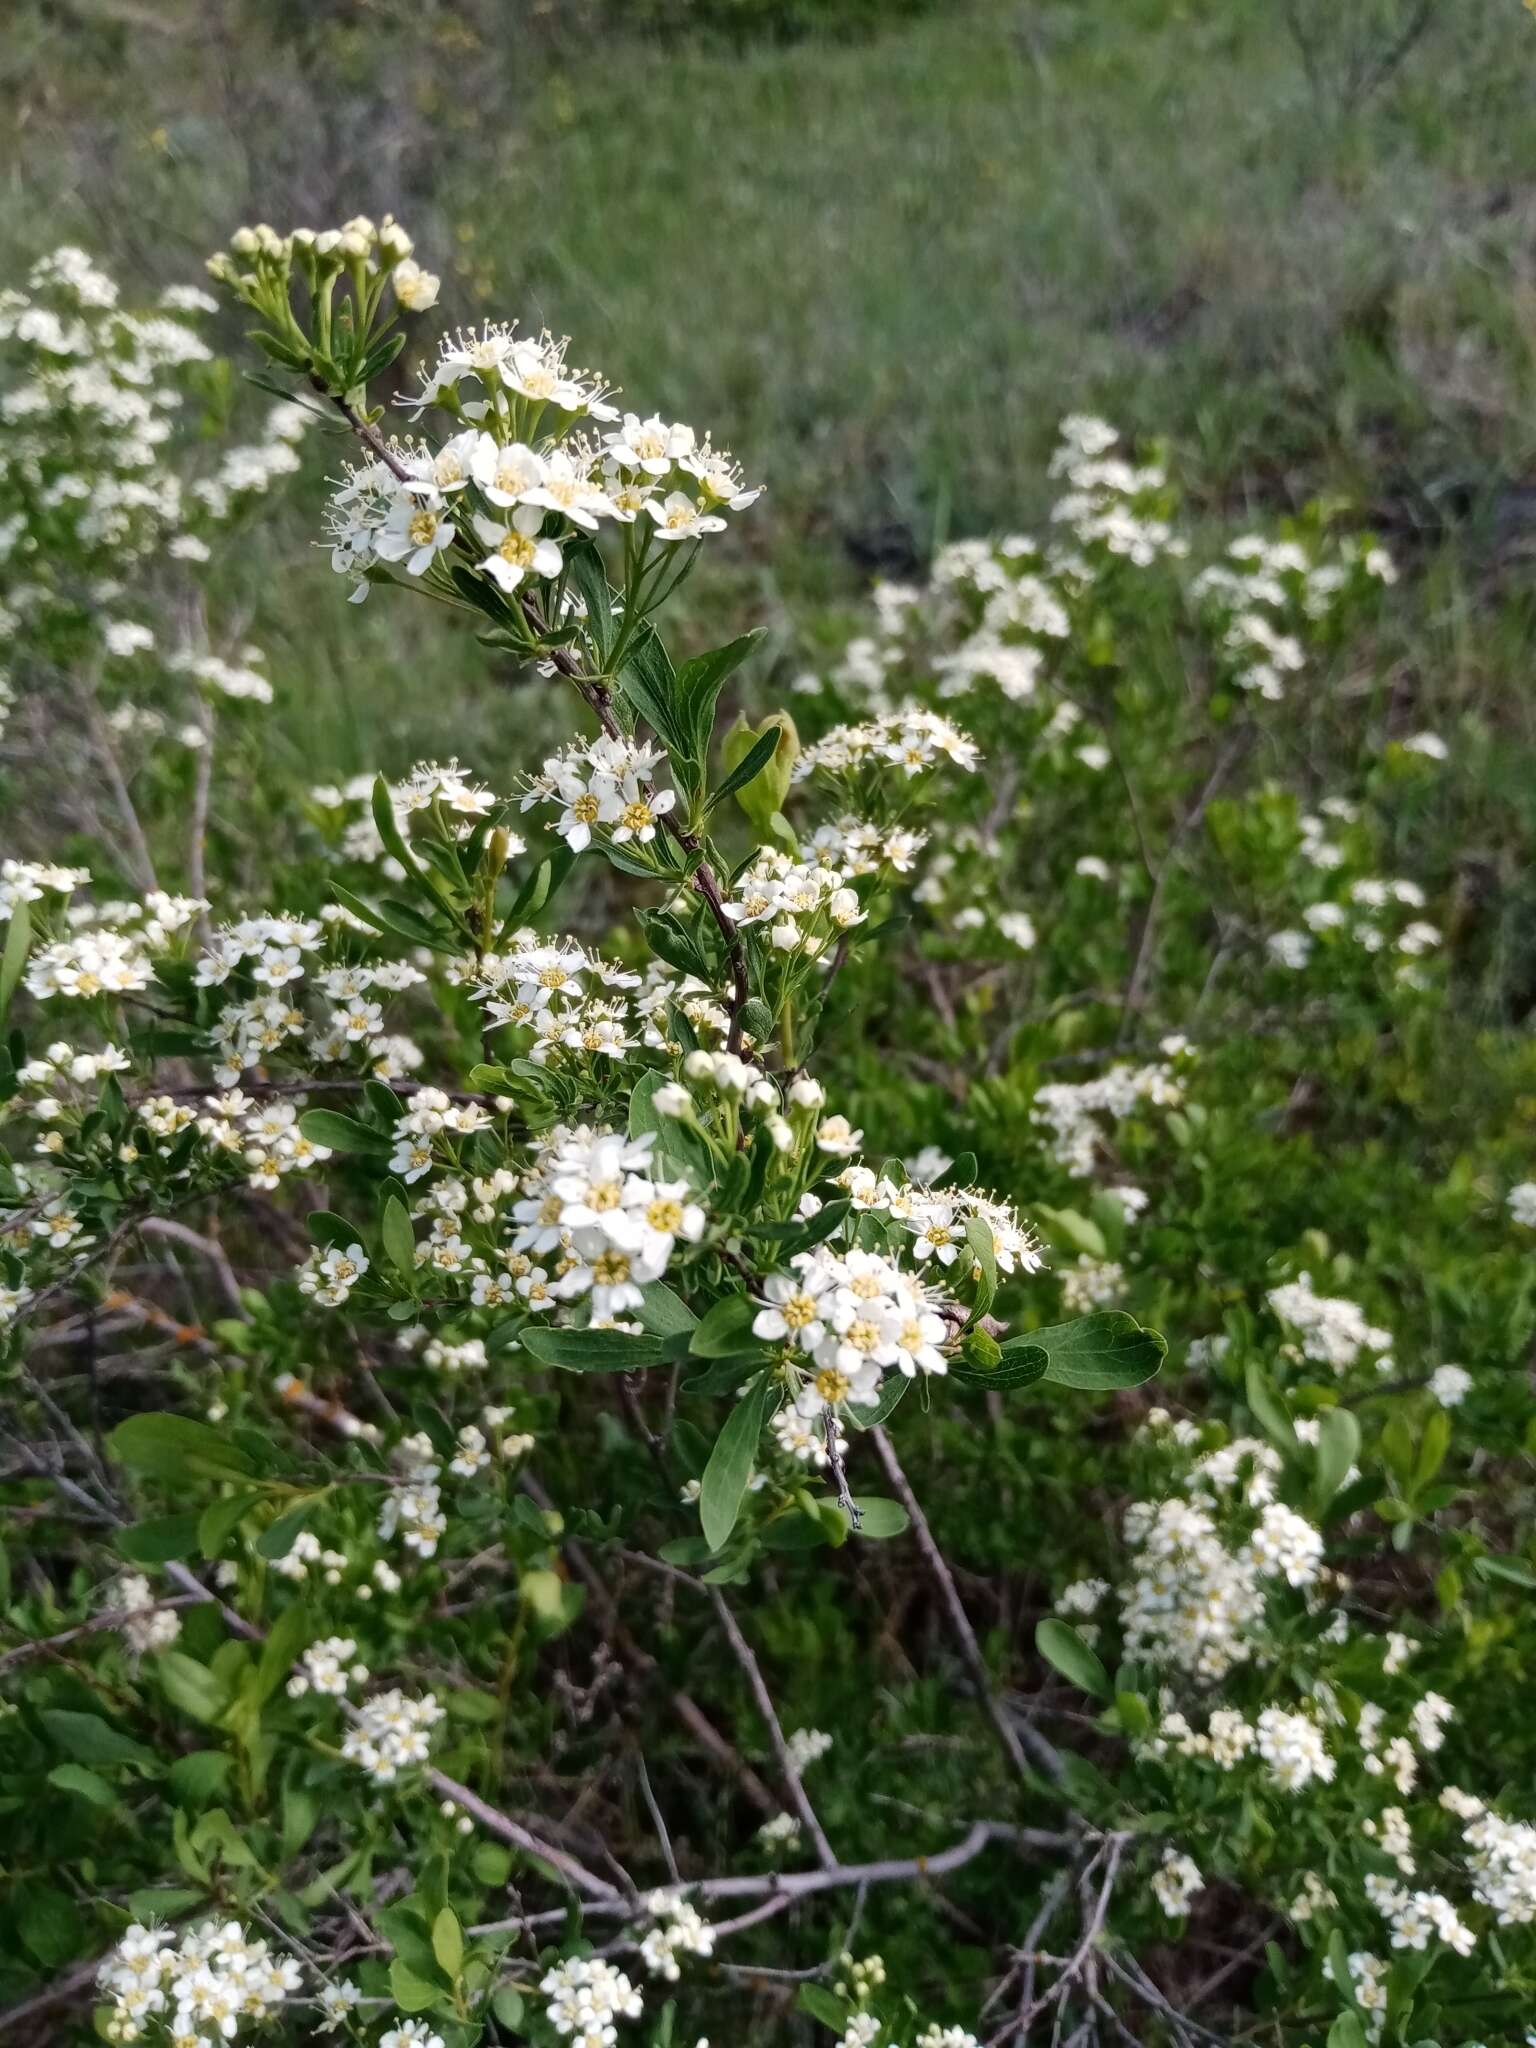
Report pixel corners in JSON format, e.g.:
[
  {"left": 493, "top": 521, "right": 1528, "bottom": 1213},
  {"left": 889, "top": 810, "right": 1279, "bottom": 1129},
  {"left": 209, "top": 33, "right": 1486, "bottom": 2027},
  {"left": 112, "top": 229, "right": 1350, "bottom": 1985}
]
[
  {"left": 814, "top": 1365, "right": 852, "bottom": 1404},
  {"left": 408, "top": 509, "right": 439, "bottom": 547},
  {"left": 844, "top": 1318, "right": 880, "bottom": 1353},
  {"left": 572, "top": 792, "right": 600, "bottom": 822},
  {"left": 620, "top": 800, "right": 654, "bottom": 833},
  {"left": 646, "top": 1198, "right": 683, "bottom": 1232},
  {"left": 592, "top": 1250, "right": 631, "bottom": 1285},
  {"left": 497, "top": 530, "right": 536, "bottom": 567},
  {"left": 781, "top": 1291, "right": 817, "bottom": 1330}
]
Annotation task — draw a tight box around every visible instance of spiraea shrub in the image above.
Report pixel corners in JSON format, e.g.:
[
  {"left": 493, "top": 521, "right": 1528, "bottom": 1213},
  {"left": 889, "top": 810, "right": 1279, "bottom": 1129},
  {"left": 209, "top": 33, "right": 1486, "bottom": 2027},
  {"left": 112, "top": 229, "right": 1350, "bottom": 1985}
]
[{"left": 2, "top": 220, "right": 1535, "bottom": 2048}]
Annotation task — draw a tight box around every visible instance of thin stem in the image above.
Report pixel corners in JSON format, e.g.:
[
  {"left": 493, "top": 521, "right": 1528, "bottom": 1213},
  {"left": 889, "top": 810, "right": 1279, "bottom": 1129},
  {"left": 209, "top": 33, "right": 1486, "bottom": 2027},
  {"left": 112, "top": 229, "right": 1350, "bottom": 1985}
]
[{"left": 869, "top": 1425, "right": 1063, "bottom": 1786}]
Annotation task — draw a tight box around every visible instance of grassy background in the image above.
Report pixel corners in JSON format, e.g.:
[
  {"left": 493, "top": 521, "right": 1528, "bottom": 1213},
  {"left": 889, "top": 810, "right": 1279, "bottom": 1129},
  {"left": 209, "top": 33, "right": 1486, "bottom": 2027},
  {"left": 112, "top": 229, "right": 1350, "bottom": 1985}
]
[{"left": 6, "top": 0, "right": 1536, "bottom": 795}]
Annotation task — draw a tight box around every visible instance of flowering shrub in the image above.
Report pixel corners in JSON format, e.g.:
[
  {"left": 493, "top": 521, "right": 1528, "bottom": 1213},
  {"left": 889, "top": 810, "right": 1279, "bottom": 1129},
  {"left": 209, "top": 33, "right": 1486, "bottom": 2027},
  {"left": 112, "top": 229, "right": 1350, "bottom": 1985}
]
[{"left": 2, "top": 221, "right": 1535, "bottom": 2048}]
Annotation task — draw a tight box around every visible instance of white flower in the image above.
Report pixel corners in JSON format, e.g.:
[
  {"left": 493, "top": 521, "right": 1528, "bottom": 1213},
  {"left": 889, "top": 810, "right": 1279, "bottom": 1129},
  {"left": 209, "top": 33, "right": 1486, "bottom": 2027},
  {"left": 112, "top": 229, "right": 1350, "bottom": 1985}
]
[
  {"left": 1429, "top": 1363, "right": 1471, "bottom": 1407},
  {"left": 645, "top": 489, "right": 727, "bottom": 542},
  {"left": 375, "top": 491, "right": 456, "bottom": 576},
  {"left": 392, "top": 260, "right": 440, "bottom": 311},
  {"left": 475, "top": 505, "right": 563, "bottom": 593}
]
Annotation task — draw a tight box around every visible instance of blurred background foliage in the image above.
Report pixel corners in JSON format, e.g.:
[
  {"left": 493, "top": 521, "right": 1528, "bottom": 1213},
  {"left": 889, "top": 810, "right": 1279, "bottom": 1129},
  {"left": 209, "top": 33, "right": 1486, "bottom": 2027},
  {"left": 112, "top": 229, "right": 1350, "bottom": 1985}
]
[{"left": 6, "top": 0, "right": 1536, "bottom": 806}]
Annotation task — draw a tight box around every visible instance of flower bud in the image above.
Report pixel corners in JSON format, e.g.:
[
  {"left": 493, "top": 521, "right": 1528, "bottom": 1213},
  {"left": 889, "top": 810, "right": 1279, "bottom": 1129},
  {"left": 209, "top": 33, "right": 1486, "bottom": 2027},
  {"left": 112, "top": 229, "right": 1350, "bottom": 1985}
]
[
  {"left": 682, "top": 1050, "right": 715, "bottom": 1084},
  {"left": 378, "top": 214, "right": 414, "bottom": 262},
  {"left": 652, "top": 1083, "right": 692, "bottom": 1118},
  {"left": 230, "top": 227, "right": 259, "bottom": 257},
  {"left": 788, "top": 1076, "right": 824, "bottom": 1111}
]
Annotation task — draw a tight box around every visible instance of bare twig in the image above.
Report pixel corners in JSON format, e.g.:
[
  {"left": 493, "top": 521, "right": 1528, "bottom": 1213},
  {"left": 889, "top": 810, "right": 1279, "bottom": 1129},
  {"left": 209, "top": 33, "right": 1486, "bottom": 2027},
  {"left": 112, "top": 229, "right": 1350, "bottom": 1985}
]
[{"left": 869, "top": 1425, "right": 1063, "bottom": 1785}]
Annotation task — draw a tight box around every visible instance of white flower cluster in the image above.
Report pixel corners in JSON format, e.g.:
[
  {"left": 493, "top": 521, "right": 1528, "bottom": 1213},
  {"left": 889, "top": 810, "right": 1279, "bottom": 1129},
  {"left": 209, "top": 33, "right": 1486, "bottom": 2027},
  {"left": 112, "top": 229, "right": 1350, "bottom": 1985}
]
[
  {"left": 385, "top": 1084, "right": 500, "bottom": 1183},
  {"left": 540, "top": 1953, "right": 644, "bottom": 2048},
  {"left": 1268, "top": 872, "right": 1440, "bottom": 982},
  {"left": 1048, "top": 415, "right": 1186, "bottom": 568},
  {"left": 0, "top": 858, "right": 91, "bottom": 917},
  {"left": 1118, "top": 1467, "right": 1326, "bottom": 1681},
  {"left": 339, "top": 1686, "right": 443, "bottom": 1782},
  {"left": 795, "top": 705, "right": 980, "bottom": 782},
  {"left": 1267, "top": 1273, "right": 1393, "bottom": 1375},
  {"left": 0, "top": 248, "right": 308, "bottom": 750},
  {"left": 325, "top": 316, "right": 758, "bottom": 604},
  {"left": 286, "top": 1635, "right": 367, "bottom": 1698},
  {"left": 1192, "top": 528, "right": 1395, "bottom": 701},
  {"left": 785, "top": 1725, "right": 834, "bottom": 1771},
  {"left": 832, "top": 1159, "right": 1043, "bottom": 1279},
  {"left": 1151, "top": 1847, "right": 1204, "bottom": 1917},
  {"left": 523, "top": 736, "right": 675, "bottom": 856},
  {"left": 1363, "top": 1875, "right": 1474, "bottom": 1957},
  {"left": 507, "top": 1127, "right": 707, "bottom": 1319},
  {"left": 1323, "top": 1949, "right": 1389, "bottom": 2039},
  {"left": 1032, "top": 1058, "right": 1187, "bottom": 1177},
  {"left": 97, "top": 1919, "right": 301, "bottom": 2044},
  {"left": 638, "top": 1890, "right": 717, "bottom": 1980},
  {"left": 112, "top": 1573, "right": 182, "bottom": 1656},
  {"left": 754, "top": 1241, "right": 955, "bottom": 1415},
  {"left": 722, "top": 846, "right": 867, "bottom": 956},
  {"left": 467, "top": 929, "right": 643, "bottom": 1067},
  {"left": 1255, "top": 1706, "right": 1336, "bottom": 1792},
  {"left": 1460, "top": 1800, "right": 1536, "bottom": 1925}
]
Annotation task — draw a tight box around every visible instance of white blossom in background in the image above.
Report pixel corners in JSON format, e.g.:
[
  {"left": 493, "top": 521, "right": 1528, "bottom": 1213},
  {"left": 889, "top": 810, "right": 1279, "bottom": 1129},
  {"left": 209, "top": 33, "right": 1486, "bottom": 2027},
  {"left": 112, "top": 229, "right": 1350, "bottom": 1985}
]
[{"left": 1267, "top": 1273, "right": 1392, "bottom": 1375}]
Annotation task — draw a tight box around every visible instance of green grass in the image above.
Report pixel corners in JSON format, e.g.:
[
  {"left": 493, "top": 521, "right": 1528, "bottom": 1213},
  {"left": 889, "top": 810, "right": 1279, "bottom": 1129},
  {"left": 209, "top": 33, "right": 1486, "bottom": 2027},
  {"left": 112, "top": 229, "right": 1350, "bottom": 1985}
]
[{"left": 6, "top": 0, "right": 1536, "bottom": 783}]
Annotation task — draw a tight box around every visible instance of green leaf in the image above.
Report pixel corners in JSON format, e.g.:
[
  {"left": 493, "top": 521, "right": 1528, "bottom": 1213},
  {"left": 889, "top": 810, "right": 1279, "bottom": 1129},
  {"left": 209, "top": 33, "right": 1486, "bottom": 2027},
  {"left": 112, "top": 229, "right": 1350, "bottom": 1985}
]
[
  {"left": 168, "top": 1751, "right": 235, "bottom": 1807},
  {"left": 127, "top": 1886, "right": 206, "bottom": 1921},
  {"left": 389, "top": 1959, "right": 444, "bottom": 2013},
  {"left": 257, "top": 1502, "right": 315, "bottom": 1562},
  {"left": 1327, "top": 2014, "right": 1367, "bottom": 2048},
  {"left": 948, "top": 1338, "right": 1048, "bottom": 1391},
  {"left": 700, "top": 1375, "right": 777, "bottom": 1552},
  {"left": 1035, "top": 1617, "right": 1112, "bottom": 1700},
  {"left": 47, "top": 1762, "right": 116, "bottom": 1807},
  {"left": 158, "top": 1650, "right": 231, "bottom": 1724},
  {"left": 381, "top": 1193, "right": 417, "bottom": 1275},
  {"left": 1327, "top": 1932, "right": 1362, "bottom": 2019},
  {"left": 962, "top": 1213, "right": 998, "bottom": 1317},
  {"left": 637, "top": 1282, "right": 698, "bottom": 1337},
  {"left": 41, "top": 1709, "right": 156, "bottom": 1769},
  {"left": 678, "top": 629, "right": 764, "bottom": 760},
  {"left": 798, "top": 1985, "right": 851, "bottom": 2030},
  {"left": 616, "top": 626, "right": 686, "bottom": 756},
  {"left": 117, "top": 1512, "right": 203, "bottom": 1563},
  {"left": 296, "top": 1108, "right": 390, "bottom": 1156},
  {"left": 564, "top": 540, "right": 616, "bottom": 662},
  {"left": 18, "top": 1885, "right": 84, "bottom": 1967},
  {"left": 1245, "top": 1361, "right": 1300, "bottom": 1458},
  {"left": 256, "top": 1601, "right": 314, "bottom": 1706},
  {"left": 845, "top": 1373, "right": 912, "bottom": 1428},
  {"left": 1314, "top": 1407, "right": 1361, "bottom": 1508},
  {"left": 198, "top": 1489, "right": 263, "bottom": 1561},
  {"left": 519, "top": 1325, "right": 686, "bottom": 1371},
  {"left": 1033, "top": 1203, "right": 1107, "bottom": 1260},
  {"left": 689, "top": 1293, "right": 766, "bottom": 1358},
  {"left": 1019, "top": 1312, "right": 1166, "bottom": 1390},
  {"left": 709, "top": 724, "right": 783, "bottom": 811},
  {"left": 1414, "top": 1408, "right": 1451, "bottom": 1493},
  {"left": 492, "top": 1987, "right": 526, "bottom": 2030},
  {"left": 431, "top": 1906, "right": 464, "bottom": 1980},
  {"left": 816, "top": 1494, "right": 910, "bottom": 1539},
  {"left": 109, "top": 1413, "right": 257, "bottom": 1482},
  {"left": 0, "top": 897, "right": 32, "bottom": 1023},
  {"left": 370, "top": 772, "right": 429, "bottom": 885}
]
